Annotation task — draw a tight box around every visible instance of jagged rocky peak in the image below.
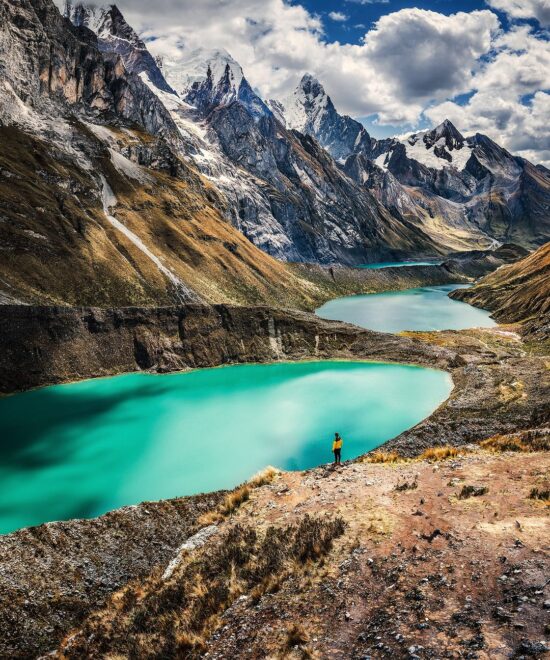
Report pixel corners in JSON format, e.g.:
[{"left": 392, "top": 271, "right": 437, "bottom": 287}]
[
  {"left": 162, "top": 47, "right": 269, "bottom": 117},
  {"left": 165, "top": 48, "right": 243, "bottom": 96},
  {"left": 276, "top": 72, "right": 331, "bottom": 131},
  {"left": 65, "top": 1, "right": 175, "bottom": 94},
  {"left": 398, "top": 119, "right": 472, "bottom": 170},
  {"left": 64, "top": 0, "right": 109, "bottom": 33},
  {"left": 421, "top": 119, "right": 465, "bottom": 151},
  {"left": 299, "top": 72, "right": 327, "bottom": 99},
  {"left": 270, "top": 72, "right": 373, "bottom": 162}
]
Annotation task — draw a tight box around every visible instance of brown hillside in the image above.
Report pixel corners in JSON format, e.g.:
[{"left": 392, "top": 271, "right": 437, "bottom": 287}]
[{"left": 450, "top": 242, "right": 550, "bottom": 334}]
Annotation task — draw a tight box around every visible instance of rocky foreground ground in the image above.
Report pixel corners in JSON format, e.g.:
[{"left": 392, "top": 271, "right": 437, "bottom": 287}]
[{"left": 44, "top": 442, "right": 550, "bottom": 659}]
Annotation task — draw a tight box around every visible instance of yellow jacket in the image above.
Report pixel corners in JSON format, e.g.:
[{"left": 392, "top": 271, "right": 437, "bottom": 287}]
[{"left": 332, "top": 438, "right": 343, "bottom": 451}]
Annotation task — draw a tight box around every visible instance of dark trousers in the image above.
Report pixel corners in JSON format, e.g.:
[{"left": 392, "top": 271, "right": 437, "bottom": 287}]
[{"left": 334, "top": 449, "right": 341, "bottom": 464}]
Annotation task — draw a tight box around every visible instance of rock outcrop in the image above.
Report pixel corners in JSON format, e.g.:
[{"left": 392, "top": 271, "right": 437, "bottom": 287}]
[{"left": 0, "top": 490, "right": 225, "bottom": 658}]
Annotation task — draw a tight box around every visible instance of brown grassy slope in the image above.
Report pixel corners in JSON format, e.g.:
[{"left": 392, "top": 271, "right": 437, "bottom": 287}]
[
  {"left": 0, "top": 124, "right": 335, "bottom": 308},
  {"left": 450, "top": 241, "right": 550, "bottom": 324}
]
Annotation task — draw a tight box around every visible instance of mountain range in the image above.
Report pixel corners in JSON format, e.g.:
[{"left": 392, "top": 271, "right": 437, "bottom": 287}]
[{"left": 0, "top": 0, "right": 548, "bottom": 307}]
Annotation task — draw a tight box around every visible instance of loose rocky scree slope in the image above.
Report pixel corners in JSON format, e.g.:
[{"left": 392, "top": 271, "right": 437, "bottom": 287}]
[{"left": 51, "top": 446, "right": 550, "bottom": 659}]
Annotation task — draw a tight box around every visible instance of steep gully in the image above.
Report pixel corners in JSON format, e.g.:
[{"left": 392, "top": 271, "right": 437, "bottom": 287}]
[{"left": 99, "top": 176, "right": 199, "bottom": 303}]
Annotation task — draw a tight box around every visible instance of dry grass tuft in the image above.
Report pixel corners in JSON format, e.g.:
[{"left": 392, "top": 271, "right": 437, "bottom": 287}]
[
  {"left": 364, "top": 451, "right": 402, "bottom": 464},
  {"left": 198, "top": 485, "right": 251, "bottom": 525},
  {"left": 248, "top": 466, "right": 280, "bottom": 488},
  {"left": 481, "top": 430, "right": 550, "bottom": 453},
  {"left": 286, "top": 623, "right": 310, "bottom": 649},
  {"left": 529, "top": 487, "right": 550, "bottom": 502},
  {"left": 198, "top": 468, "right": 280, "bottom": 525},
  {"left": 420, "top": 446, "right": 460, "bottom": 461},
  {"left": 481, "top": 434, "right": 527, "bottom": 453},
  {"left": 175, "top": 631, "right": 207, "bottom": 654},
  {"left": 220, "top": 485, "right": 251, "bottom": 516},
  {"left": 60, "top": 515, "right": 346, "bottom": 658}
]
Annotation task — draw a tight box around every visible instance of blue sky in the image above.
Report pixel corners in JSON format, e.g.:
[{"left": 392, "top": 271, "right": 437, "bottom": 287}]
[
  {"left": 108, "top": 0, "right": 549, "bottom": 165},
  {"left": 299, "top": 0, "right": 493, "bottom": 43}
]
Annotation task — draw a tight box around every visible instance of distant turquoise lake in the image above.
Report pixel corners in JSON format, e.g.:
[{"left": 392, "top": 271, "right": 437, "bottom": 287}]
[
  {"left": 316, "top": 284, "right": 496, "bottom": 333},
  {"left": 358, "top": 260, "right": 443, "bottom": 269},
  {"left": 0, "top": 361, "right": 452, "bottom": 534}
]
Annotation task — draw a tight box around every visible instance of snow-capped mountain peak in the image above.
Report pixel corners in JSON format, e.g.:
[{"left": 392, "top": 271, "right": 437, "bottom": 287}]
[
  {"left": 64, "top": 1, "right": 111, "bottom": 35},
  {"left": 422, "top": 119, "right": 465, "bottom": 150},
  {"left": 164, "top": 48, "right": 244, "bottom": 98},
  {"left": 275, "top": 72, "right": 331, "bottom": 132},
  {"left": 162, "top": 47, "right": 270, "bottom": 118}
]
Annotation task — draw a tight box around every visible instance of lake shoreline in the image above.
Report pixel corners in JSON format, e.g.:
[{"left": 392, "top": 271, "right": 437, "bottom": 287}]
[
  {"left": 1, "top": 262, "right": 548, "bottom": 656},
  {"left": 0, "top": 303, "right": 545, "bottom": 456},
  {"left": 0, "top": 361, "right": 453, "bottom": 534}
]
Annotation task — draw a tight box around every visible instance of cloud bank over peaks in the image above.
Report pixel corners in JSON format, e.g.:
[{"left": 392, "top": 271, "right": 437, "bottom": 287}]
[{"left": 55, "top": 0, "right": 550, "bottom": 165}]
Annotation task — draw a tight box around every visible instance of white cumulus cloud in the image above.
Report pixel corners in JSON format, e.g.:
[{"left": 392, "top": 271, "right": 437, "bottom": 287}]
[
  {"left": 425, "top": 24, "right": 550, "bottom": 166},
  {"left": 328, "top": 11, "right": 348, "bottom": 22},
  {"left": 54, "top": 0, "right": 550, "bottom": 164},
  {"left": 487, "top": 0, "right": 550, "bottom": 27}
]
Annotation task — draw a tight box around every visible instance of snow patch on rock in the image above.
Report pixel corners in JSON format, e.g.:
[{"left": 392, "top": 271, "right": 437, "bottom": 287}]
[
  {"left": 108, "top": 148, "right": 153, "bottom": 184},
  {"left": 99, "top": 176, "right": 196, "bottom": 302}
]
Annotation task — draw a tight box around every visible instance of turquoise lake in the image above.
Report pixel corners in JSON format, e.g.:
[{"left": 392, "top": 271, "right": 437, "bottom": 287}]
[
  {"left": 0, "top": 361, "right": 452, "bottom": 534},
  {"left": 358, "top": 260, "right": 443, "bottom": 269},
  {"left": 316, "top": 284, "right": 496, "bottom": 333}
]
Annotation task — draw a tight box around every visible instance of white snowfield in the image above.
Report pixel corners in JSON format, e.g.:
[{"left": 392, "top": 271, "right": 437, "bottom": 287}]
[
  {"left": 163, "top": 47, "right": 244, "bottom": 98},
  {"left": 276, "top": 73, "right": 330, "bottom": 133},
  {"left": 402, "top": 133, "right": 474, "bottom": 171},
  {"left": 108, "top": 148, "right": 153, "bottom": 184}
]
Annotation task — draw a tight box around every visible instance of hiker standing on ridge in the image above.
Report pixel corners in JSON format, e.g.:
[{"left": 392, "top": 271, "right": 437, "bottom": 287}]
[{"left": 332, "top": 432, "right": 343, "bottom": 465}]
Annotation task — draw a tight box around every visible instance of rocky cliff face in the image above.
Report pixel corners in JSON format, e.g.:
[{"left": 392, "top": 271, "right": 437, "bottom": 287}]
[
  {"left": 0, "top": 0, "right": 177, "bottom": 138},
  {"left": 106, "top": 37, "right": 444, "bottom": 264},
  {"left": 65, "top": 1, "right": 176, "bottom": 95},
  {"left": 1, "top": 0, "right": 363, "bottom": 307}
]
